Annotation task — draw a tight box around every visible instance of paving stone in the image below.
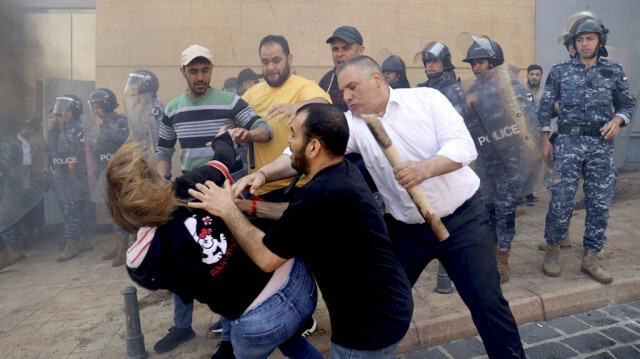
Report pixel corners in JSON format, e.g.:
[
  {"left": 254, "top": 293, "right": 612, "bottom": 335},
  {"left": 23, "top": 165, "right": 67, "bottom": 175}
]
[
  {"left": 574, "top": 310, "right": 620, "bottom": 327},
  {"left": 548, "top": 316, "right": 591, "bottom": 335},
  {"left": 600, "top": 326, "right": 640, "bottom": 343},
  {"left": 441, "top": 337, "right": 486, "bottom": 359},
  {"left": 610, "top": 345, "right": 640, "bottom": 359},
  {"left": 519, "top": 322, "right": 562, "bottom": 344},
  {"left": 584, "top": 352, "right": 614, "bottom": 359},
  {"left": 561, "top": 333, "right": 616, "bottom": 353},
  {"left": 524, "top": 342, "right": 578, "bottom": 359},
  {"left": 627, "top": 300, "right": 640, "bottom": 311},
  {"left": 626, "top": 322, "right": 640, "bottom": 334},
  {"left": 402, "top": 347, "right": 449, "bottom": 359},
  {"left": 601, "top": 304, "right": 640, "bottom": 320}
]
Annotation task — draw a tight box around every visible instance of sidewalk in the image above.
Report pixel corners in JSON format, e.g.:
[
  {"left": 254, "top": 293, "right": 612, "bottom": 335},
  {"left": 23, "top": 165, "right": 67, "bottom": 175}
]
[{"left": 1, "top": 171, "right": 640, "bottom": 358}]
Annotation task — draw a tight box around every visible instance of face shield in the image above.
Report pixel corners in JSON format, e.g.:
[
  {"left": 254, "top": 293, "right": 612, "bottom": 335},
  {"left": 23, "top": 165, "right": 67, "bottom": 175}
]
[
  {"left": 557, "top": 10, "right": 604, "bottom": 44},
  {"left": 53, "top": 96, "right": 75, "bottom": 116},
  {"left": 426, "top": 42, "right": 446, "bottom": 62},
  {"left": 124, "top": 73, "right": 146, "bottom": 96},
  {"left": 471, "top": 35, "right": 495, "bottom": 57}
]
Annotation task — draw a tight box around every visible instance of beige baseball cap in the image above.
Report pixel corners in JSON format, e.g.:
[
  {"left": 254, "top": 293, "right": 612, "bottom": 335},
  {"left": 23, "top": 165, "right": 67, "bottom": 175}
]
[{"left": 181, "top": 44, "right": 213, "bottom": 66}]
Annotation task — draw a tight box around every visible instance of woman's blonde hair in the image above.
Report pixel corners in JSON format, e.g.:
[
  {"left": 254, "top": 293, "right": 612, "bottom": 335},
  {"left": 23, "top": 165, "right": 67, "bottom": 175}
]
[{"left": 106, "top": 141, "right": 183, "bottom": 233}]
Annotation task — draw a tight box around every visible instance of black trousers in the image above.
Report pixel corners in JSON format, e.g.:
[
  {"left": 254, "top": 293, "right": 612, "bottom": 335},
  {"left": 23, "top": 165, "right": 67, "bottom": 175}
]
[{"left": 384, "top": 193, "right": 525, "bottom": 359}]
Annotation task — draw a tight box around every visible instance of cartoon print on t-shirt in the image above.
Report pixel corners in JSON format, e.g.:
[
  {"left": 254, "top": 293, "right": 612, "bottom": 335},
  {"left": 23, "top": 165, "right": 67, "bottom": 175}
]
[{"left": 184, "top": 215, "right": 228, "bottom": 265}]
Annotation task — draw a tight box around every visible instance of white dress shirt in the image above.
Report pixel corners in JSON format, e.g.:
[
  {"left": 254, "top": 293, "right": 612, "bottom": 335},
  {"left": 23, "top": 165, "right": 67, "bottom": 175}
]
[{"left": 345, "top": 87, "right": 480, "bottom": 223}]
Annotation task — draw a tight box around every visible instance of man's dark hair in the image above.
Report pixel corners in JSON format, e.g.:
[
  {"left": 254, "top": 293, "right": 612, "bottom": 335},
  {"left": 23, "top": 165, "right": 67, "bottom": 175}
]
[
  {"left": 527, "top": 64, "right": 543, "bottom": 74},
  {"left": 24, "top": 117, "right": 43, "bottom": 132},
  {"left": 296, "top": 103, "right": 349, "bottom": 157},
  {"left": 259, "top": 35, "right": 290, "bottom": 56}
]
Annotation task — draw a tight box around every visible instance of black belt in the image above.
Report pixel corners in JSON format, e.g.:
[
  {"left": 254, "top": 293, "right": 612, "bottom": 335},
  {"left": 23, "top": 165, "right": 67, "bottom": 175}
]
[
  {"left": 557, "top": 124, "right": 602, "bottom": 137},
  {"left": 441, "top": 192, "right": 479, "bottom": 225}
]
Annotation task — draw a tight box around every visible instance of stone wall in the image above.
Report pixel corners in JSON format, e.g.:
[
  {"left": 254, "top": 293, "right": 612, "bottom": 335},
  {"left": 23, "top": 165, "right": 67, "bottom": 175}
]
[{"left": 96, "top": 0, "right": 535, "bottom": 104}]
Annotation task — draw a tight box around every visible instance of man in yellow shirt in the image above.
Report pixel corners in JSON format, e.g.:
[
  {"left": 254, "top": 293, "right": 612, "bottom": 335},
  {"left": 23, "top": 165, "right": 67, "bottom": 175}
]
[
  {"left": 208, "top": 35, "right": 330, "bottom": 358},
  {"left": 242, "top": 35, "right": 331, "bottom": 201}
]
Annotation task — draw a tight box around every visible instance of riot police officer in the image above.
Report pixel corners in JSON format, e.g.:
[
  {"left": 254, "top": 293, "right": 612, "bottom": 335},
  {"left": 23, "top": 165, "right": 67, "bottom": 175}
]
[
  {"left": 0, "top": 113, "right": 25, "bottom": 270},
  {"left": 538, "top": 14, "right": 635, "bottom": 283},
  {"left": 462, "top": 35, "right": 541, "bottom": 284},
  {"left": 537, "top": 12, "right": 596, "bottom": 253},
  {"left": 54, "top": 95, "right": 91, "bottom": 262},
  {"left": 415, "top": 41, "right": 466, "bottom": 115},
  {"left": 89, "top": 88, "right": 130, "bottom": 266},
  {"left": 90, "top": 88, "right": 129, "bottom": 156},
  {"left": 381, "top": 55, "right": 410, "bottom": 88},
  {"left": 124, "top": 69, "right": 165, "bottom": 145}
]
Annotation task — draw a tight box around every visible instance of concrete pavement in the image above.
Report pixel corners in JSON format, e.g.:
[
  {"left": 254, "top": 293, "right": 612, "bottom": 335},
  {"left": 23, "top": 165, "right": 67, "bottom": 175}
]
[{"left": 1, "top": 171, "right": 640, "bottom": 358}]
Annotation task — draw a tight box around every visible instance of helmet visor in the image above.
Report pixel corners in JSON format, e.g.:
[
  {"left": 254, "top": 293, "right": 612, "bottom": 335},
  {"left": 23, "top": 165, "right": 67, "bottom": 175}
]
[
  {"left": 559, "top": 11, "right": 603, "bottom": 44},
  {"left": 415, "top": 42, "right": 449, "bottom": 64},
  {"left": 124, "top": 73, "right": 146, "bottom": 96},
  {"left": 425, "top": 42, "right": 446, "bottom": 60},
  {"left": 471, "top": 35, "right": 495, "bottom": 56},
  {"left": 53, "top": 97, "right": 74, "bottom": 115},
  {"left": 457, "top": 32, "right": 495, "bottom": 60}
]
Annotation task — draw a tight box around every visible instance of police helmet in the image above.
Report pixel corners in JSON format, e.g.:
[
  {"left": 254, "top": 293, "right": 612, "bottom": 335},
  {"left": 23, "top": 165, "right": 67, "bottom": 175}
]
[
  {"left": 125, "top": 70, "right": 159, "bottom": 96},
  {"left": 89, "top": 88, "right": 119, "bottom": 113},
  {"left": 381, "top": 55, "right": 407, "bottom": 74},
  {"left": 570, "top": 16, "right": 609, "bottom": 56},
  {"left": 462, "top": 36, "right": 504, "bottom": 68},
  {"left": 558, "top": 10, "right": 603, "bottom": 44},
  {"left": 53, "top": 94, "right": 84, "bottom": 118},
  {"left": 420, "top": 42, "right": 455, "bottom": 71}
]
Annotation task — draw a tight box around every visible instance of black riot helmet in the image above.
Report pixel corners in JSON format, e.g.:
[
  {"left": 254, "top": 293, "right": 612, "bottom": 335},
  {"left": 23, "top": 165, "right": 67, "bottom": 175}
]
[
  {"left": 570, "top": 16, "right": 609, "bottom": 57},
  {"left": 381, "top": 55, "right": 406, "bottom": 73},
  {"left": 381, "top": 55, "right": 410, "bottom": 89},
  {"left": 53, "top": 94, "right": 83, "bottom": 118},
  {"left": 124, "top": 70, "right": 160, "bottom": 97},
  {"left": 418, "top": 42, "right": 455, "bottom": 79},
  {"left": 462, "top": 36, "right": 504, "bottom": 68},
  {"left": 89, "top": 88, "right": 119, "bottom": 113},
  {"left": 558, "top": 11, "right": 602, "bottom": 48},
  {"left": 421, "top": 42, "right": 454, "bottom": 70}
]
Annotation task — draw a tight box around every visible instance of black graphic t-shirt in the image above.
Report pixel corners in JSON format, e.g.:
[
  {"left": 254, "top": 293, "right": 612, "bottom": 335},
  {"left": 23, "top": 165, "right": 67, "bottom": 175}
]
[
  {"left": 126, "top": 133, "right": 273, "bottom": 319},
  {"left": 127, "top": 207, "right": 273, "bottom": 320}
]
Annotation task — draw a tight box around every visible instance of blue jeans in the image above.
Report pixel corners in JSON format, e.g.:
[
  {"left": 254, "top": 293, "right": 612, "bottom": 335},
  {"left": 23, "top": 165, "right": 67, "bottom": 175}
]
[
  {"left": 173, "top": 293, "right": 193, "bottom": 328},
  {"left": 328, "top": 340, "right": 400, "bottom": 359},
  {"left": 225, "top": 259, "right": 322, "bottom": 359}
]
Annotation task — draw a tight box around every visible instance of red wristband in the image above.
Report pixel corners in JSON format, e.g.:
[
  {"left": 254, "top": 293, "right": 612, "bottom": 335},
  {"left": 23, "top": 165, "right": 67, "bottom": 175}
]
[{"left": 252, "top": 200, "right": 257, "bottom": 217}]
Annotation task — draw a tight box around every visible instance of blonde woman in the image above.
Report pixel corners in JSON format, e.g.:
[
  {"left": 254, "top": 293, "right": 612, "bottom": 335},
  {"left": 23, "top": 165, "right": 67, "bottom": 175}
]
[{"left": 106, "top": 132, "right": 321, "bottom": 359}]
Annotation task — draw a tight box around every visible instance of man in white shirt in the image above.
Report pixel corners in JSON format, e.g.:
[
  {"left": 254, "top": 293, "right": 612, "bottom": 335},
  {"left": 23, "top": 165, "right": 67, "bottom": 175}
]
[{"left": 234, "top": 55, "right": 525, "bottom": 359}]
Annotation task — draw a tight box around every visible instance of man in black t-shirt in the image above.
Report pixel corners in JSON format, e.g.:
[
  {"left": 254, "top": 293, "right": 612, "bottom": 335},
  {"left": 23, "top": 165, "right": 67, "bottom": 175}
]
[
  {"left": 188, "top": 103, "right": 413, "bottom": 357},
  {"left": 319, "top": 26, "right": 383, "bottom": 209}
]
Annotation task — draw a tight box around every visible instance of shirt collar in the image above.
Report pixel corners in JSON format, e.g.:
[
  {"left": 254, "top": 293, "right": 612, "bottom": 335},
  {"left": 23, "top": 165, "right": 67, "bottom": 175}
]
[
  {"left": 385, "top": 86, "right": 399, "bottom": 117},
  {"left": 572, "top": 55, "right": 603, "bottom": 67}
]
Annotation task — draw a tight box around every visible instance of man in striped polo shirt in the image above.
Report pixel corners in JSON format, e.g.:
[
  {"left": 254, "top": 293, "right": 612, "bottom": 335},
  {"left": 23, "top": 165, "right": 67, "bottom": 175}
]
[
  {"left": 155, "top": 44, "right": 272, "bottom": 177},
  {"left": 152, "top": 44, "right": 272, "bottom": 354}
]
